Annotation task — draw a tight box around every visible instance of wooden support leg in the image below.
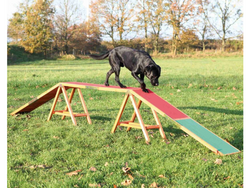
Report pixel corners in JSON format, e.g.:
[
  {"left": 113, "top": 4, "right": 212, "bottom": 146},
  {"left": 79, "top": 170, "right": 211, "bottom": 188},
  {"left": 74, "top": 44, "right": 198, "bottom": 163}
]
[
  {"left": 47, "top": 87, "right": 61, "bottom": 122},
  {"left": 77, "top": 88, "right": 92, "bottom": 124},
  {"left": 127, "top": 99, "right": 142, "bottom": 132},
  {"left": 151, "top": 108, "right": 167, "bottom": 140},
  {"left": 61, "top": 86, "right": 77, "bottom": 125},
  {"left": 111, "top": 93, "right": 129, "bottom": 133},
  {"left": 130, "top": 94, "right": 150, "bottom": 143},
  {"left": 62, "top": 88, "right": 76, "bottom": 120}
]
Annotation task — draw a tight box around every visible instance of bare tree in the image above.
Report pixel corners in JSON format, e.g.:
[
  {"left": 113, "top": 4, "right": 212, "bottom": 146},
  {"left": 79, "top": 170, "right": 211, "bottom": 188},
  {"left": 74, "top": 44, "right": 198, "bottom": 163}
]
[
  {"left": 136, "top": 0, "right": 151, "bottom": 52},
  {"left": 197, "top": 0, "right": 213, "bottom": 52},
  {"left": 204, "top": 0, "right": 243, "bottom": 51},
  {"left": 54, "top": 0, "right": 82, "bottom": 54},
  {"left": 165, "top": 0, "right": 201, "bottom": 56}
]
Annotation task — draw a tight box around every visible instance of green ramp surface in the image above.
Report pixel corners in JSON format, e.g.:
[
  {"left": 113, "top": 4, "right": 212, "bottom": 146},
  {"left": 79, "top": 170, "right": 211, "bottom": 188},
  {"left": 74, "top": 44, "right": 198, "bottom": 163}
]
[{"left": 176, "top": 119, "right": 240, "bottom": 155}]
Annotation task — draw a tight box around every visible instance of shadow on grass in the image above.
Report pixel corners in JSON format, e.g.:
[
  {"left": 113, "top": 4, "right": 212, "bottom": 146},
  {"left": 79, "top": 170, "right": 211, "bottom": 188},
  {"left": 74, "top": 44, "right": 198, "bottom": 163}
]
[
  {"left": 90, "top": 115, "right": 112, "bottom": 121},
  {"left": 179, "top": 106, "right": 243, "bottom": 116},
  {"left": 232, "top": 128, "right": 243, "bottom": 150}
]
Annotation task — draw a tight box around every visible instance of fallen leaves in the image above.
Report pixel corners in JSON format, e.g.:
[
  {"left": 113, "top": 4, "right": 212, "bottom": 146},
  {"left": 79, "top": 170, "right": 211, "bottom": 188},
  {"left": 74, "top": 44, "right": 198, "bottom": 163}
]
[
  {"left": 89, "top": 167, "right": 97, "bottom": 172},
  {"left": 188, "top": 83, "right": 193, "bottom": 88},
  {"left": 210, "top": 98, "right": 218, "bottom": 102},
  {"left": 236, "top": 101, "right": 243, "bottom": 105},
  {"left": 158, "top": 175, "right": 166, "bottom": 178},
  {"left": 121, "top": 179, "right": 132, "bottom": 186},
  {"left": 29, "top": 164, "right": 52, "bottom": 169},
  {"left": 150, "top": 182, "right": 158, "bottom": 187},
  {"left": 214, "top": 158, "right": 223, "bottom": 165},
  {"left": 122, "top": 167, "right": 131, "bottom": 174},
  {"left": 66, "top": 170, "right": 82, "bottom": 176},
  {"left": 89, "top": 183, "right": 101, "bottom": 187}
]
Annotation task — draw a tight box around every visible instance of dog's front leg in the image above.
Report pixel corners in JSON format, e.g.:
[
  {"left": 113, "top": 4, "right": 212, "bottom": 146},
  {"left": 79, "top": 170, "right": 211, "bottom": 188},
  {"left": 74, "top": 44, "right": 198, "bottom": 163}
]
[{"left": 131, "top": 72, "right": 148, "bottom": 93}]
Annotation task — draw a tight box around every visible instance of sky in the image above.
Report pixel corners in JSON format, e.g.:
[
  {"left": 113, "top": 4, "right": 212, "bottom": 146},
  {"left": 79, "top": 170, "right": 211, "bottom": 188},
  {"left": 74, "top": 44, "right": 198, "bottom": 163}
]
[{"left": 7, "top": 0, "right": 90, "bottom": 20}]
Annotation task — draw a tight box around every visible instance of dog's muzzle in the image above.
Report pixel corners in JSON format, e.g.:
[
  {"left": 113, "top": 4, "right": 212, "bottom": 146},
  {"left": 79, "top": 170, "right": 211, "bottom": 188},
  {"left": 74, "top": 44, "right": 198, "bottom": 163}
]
[{"left": 151, "top": 80, "right": 159, "bottom": 86}]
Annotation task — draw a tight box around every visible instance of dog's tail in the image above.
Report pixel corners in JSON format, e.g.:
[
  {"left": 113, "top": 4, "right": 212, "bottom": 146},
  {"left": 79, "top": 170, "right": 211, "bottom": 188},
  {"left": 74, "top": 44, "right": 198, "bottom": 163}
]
[{"left": 89, "top": 51, "right": 110, "bottom": 60}]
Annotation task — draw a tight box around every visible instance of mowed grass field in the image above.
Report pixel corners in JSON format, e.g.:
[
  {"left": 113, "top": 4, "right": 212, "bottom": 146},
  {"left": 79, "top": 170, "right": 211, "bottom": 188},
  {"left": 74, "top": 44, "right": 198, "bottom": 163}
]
[{"left": 7, "top": 56, "right": 243, "bottom": 187}]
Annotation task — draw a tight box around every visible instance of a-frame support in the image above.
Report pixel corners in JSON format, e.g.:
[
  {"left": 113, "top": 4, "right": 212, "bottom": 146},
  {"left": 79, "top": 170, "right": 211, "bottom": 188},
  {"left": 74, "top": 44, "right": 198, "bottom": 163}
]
[
  {"left": 111, "top": 92, "right": 167, "bottom": 143},
  {"left": 47, "top": 85, "right": 92, "bottom": 125}
]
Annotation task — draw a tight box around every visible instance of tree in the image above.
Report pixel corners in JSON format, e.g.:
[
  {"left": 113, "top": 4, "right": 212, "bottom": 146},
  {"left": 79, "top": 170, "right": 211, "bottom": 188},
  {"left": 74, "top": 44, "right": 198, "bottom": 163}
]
[
  {"left": 197, "top": 0, "right": 212, "bottom": 52},
  {"left": 136, "top": 0, "right": 151, "bottom": 52},
  {"left": 116, "top": 0, "right": 134, "bottom": 42},
  {"left": 54, "top": 0, "right": 82, "bottom": 54},
  {"left": 89, "top": 0, "right": 134, "bottom": 44},
  {"left": 179, "top": 29, "right": 200, "bottom": 52},
  {"left": 165, "top": 0, "right": 201, "bottom": 55},
  {"left": 21, "top": 0, "right": 54, "bottom": 56},
  {"left": 204, "top": 0, "right": 243, "bottom": 51},
  {"left": 8, "top": 0, "right": 31, "bottom": 44},
  {"left": 68, "top": 22, "right": 102, "bottom": 55},
  {"left": 89, "top": 0, "right": 117, "bottom": 44},
  {"left": 149, "top": 0, "right": 167, "bottom": 53}
]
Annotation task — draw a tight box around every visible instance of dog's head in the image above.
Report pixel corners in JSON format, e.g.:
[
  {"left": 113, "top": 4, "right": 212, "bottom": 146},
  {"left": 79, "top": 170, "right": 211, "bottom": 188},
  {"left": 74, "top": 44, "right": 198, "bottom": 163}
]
[{"left": 144, "top": 65, "right": 161, "bottom": 86}]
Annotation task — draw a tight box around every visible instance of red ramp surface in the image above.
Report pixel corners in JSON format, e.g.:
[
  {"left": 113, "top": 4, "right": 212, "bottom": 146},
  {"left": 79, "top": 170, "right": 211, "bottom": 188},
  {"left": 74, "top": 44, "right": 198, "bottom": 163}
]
[{"left": 131, "top": 89, "right": 189, "bottom": 120}]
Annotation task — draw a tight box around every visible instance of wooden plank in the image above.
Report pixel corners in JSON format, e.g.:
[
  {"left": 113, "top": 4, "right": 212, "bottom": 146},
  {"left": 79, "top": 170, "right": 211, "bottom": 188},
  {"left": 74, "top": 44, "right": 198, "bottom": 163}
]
[
  {"left": 11, "top": 83, "right": 60, "bottom": 115},
  {"left": 111, "top": 93, "right": 130, "bottom": 133},
  {"left": 130, "top": 94, "right": 150, "bottom": 143},
  {"left": 61, "top": 82, "right": 140, "bottom": 93},
  {"left": 61, "top": 85, "right": 77, "bottom": 125},
  {"left": 151, "top": 108, "right": 167, "bottom": 139},
  {"left": 47, "top": 87, "right": 61, "bottom": 121},
  {"left": 54, "top": 110, "right": 87, "bottom": 117},
  {"left": 77, "top": 88, "right": 92, "bottom": 124},
  {"left": 127, "top": 99, "right": 142, "bottom": 132},
  {"left": 119, "top": 123, "right": 142, "bottom": 129},
  {"left": 62, "top": 88, "right": 76, "bottom": 120}
]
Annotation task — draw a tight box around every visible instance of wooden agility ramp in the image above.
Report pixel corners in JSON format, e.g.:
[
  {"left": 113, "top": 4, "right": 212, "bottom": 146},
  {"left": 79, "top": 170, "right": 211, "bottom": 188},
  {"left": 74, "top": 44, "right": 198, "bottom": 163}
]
[{"left": 11, "top": 82, "right": 240, "bottom": 156}]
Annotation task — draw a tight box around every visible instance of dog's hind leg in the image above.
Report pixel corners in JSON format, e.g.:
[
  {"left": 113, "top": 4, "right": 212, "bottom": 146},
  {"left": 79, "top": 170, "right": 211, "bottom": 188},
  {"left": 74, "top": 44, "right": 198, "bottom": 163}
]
[
  {"left": 109, "top": 53, "right": 126, "bottom": 88},
  {"left": 114, "top": 66, "right": 126, "bottom": 88},
  {"left": 105, "top": 69, "right": 115, "bottom": 86}
]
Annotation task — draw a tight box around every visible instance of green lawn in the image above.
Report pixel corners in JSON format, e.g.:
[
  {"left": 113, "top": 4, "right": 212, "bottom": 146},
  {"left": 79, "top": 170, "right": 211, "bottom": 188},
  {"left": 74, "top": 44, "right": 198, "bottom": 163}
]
[{"left": 7, "top": 56, "right": 243, "bottom": 187}]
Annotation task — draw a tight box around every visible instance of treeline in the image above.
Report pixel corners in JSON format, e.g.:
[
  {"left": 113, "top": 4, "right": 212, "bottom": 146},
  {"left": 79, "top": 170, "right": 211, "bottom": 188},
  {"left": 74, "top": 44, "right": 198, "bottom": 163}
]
[{"left": 7, "top": 0, "right": 243, "bottom": 58}]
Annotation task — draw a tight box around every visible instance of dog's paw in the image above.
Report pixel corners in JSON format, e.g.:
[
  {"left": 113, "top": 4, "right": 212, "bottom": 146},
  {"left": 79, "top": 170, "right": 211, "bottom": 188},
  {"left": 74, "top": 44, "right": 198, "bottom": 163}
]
[
  {"left": 105, "top": 83, "right": 109, "bottom": 86},
  {"left": 142, "top": 88, "right": 149, "bottom": 93},
  {"left": 120, "top": 85, "right": 127, "bottom": 88}
]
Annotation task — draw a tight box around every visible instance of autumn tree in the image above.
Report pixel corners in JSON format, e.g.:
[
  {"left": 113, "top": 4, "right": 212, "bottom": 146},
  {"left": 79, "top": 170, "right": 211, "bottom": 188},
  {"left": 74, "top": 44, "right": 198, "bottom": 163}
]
[
  {"left": 8, "top": 12, "right": 25, "bottom": 44},
  {"left": 165, "top": 0, "right": 201, "bottom": 55},
  {"left": 204, "top": 0, "right": 243, "bottom": 51},
  {"left": 89, "top": 0, "right": 134, "bottom": 45},
  {"left": 54, "top": 0, "right": 82, "bottom": 54},
  {"left": 89, "top": 0, "right": 116, "bottom": 44},
  {"left": 179, "top": 29, "right": 200, "bottom": 52},
  {"left": 135, "top": 0, "right": 150, "bottom": 51},
  {"left": 149, "top": 0, "right": 167, "bottom": 53},
  {"left": 68, "top": 22, "right": 102, "bottom": 55},
  {"left": 8, "top": 0, "right": 31, "bottom": 44},
  {"left": 21, "top": 0, "right": 54, "bottom": 56}
]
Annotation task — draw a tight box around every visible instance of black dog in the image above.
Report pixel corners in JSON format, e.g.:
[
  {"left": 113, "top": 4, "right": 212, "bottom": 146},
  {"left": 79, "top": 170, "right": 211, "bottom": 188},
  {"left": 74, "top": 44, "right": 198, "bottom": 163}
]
[{"left": 89, "top": 46, "right": 161, "bottom": 93}]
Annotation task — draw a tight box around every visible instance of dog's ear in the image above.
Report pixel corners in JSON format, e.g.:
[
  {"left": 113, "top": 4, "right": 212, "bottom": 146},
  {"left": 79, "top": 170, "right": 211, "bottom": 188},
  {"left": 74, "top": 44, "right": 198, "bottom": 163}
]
[
  {"left": 157, "top": 65, "right": 161, "bottom": 74},
  {"left": 145, "top": 65, "right": 151, "bottom": 73}
]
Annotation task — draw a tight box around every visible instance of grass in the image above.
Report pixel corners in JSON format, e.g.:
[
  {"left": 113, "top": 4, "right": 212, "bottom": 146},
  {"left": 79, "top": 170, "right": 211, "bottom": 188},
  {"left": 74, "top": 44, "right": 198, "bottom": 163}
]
[{"left": 7, "top": 56, "right": 243, "bottom": 187}]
